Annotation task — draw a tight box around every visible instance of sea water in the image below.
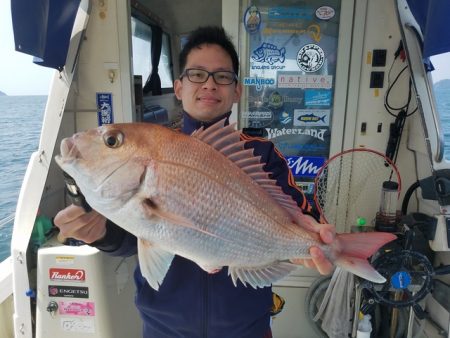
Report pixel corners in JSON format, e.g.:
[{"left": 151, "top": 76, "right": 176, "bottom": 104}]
[
  {"left": 0, "top": 95, "right": 45, "bottom": 262},
  {"left": 1, "top": 91, "right": 450, "bottom": 263}
]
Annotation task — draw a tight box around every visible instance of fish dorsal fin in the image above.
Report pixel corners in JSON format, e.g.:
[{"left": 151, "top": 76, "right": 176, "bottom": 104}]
[
  {"left": 192, "top": 118, "right": 311, "bottom": 227},
  {"left": 192, "top": 119, "right": 280, "bottom": 188},
  {"left": 228, "top": 261, "right": 299, "bottom": 289},
  {"left": 192, "top": 118, "right": 242, "bottom": 152}
]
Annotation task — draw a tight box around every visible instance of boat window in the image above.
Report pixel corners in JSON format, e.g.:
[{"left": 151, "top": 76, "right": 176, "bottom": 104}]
[
  {"left": 430, "top": 52, "right": 450, "bottom": 160},
  {"left": 131, "top": 16, "right": 173, "bottom": 92},
  {"left": 237, "top": 0, "right": 342, "bottom": 200}
]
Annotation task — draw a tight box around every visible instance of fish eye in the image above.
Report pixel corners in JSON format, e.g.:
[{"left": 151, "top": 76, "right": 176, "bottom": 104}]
[{"left": 103, "top": 130, "right": 124, "bottom": 148}]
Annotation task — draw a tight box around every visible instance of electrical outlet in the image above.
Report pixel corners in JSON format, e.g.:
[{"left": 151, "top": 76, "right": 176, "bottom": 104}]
[{"left": 370, "top": 71, "right": 385, "bottom": 88}]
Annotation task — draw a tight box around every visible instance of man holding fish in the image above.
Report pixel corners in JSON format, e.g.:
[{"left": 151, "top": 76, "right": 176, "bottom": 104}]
[{"left": 54, "top": 26, "right": 391, "bottom": 338}]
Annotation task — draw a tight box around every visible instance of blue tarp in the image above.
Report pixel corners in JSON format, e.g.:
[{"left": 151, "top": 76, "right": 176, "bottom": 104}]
[
  {"left": 10, "top": 0, "right": 450, "bottom": 70},
  {"left": 407, "top": 0, "right": 450, "bottom": 57},
  {"left": 11, "top": 0, "right": 81, "bottom": 70}
]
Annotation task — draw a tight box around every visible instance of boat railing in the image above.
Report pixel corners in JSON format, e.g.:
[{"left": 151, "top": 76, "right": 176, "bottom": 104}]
[
  {"left": 0, "top": 256, "right": 12, "bottom": 304},
  {"left": 0, "top": 213, "right": 15, "bottom": 230},
  {"left": 0, "top": 213, "right": 14, "bottom": 304}
]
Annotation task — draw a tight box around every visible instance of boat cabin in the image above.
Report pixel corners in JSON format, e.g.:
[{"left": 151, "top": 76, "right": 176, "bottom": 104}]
[{"left": 1, "top": 0, "right": 450, "bottom": 337}]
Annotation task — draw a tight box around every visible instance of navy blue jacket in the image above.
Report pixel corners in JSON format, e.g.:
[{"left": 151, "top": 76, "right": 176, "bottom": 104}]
[{"left": 94, "top": 111, "right": 316, "bottom": 338}]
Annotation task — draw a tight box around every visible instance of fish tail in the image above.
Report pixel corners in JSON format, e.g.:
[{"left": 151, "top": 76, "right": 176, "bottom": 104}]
[{"left": 333, "top": 232, "right": 396, "bottom": 283}]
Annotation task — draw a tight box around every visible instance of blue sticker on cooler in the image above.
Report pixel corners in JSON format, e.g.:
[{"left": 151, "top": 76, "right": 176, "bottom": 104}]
[{"left": 97, "top": 93, "right": 114, "bottom": 126}]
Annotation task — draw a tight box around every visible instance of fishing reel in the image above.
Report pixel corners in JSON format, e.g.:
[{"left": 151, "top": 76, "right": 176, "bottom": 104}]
[{"left": 63, "top": 171, "right": 92, "bottom": 212}]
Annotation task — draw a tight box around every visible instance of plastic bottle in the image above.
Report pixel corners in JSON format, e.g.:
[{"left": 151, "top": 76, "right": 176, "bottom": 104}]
[
  {"left": 379, "top": 181, "right": 399, "bottom": 217},
  {"left": 31, "top": 213, "right": 53, "bottom": 251},
  {"left": 356, "top": 314, "right": 372, "bottom": 338}
]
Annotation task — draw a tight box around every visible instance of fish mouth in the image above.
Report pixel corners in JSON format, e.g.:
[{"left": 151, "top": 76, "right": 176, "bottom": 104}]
[{"left": 57, "top": 137, "right": 81, "bottom": 163}]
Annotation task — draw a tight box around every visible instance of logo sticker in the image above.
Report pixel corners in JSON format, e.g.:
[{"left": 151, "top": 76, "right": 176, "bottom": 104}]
[
  {"left": 286, "top": 156, "right": 326, "bottom": 178},
  {"left": 96, "top": 92, "right": 113, "bottom": 126},
  {"left": 242, "top": 111, "right": 274, "bottom": 128},
  {"left": 275, "top": 141, "right": 327, "bottom": 153},
  {"left": 305, "top": 90, "right": 332, "bottom": 106},
  {"left": 243, "top": 76, "right": 276, "bottom": 91},
  {"left": 248, "top": 94, "right": 303, "bottom": 107},
  {"left": 59, "top": 301, "right": 95, "bottom": 316},
  {"left": 244, "top": 5, "right": 261, "bottom": 33},
  {"left": 265, "top": 128, "right": 327, "bottom": 141},
  {"left": 268, "top": 7, "right": 313, "bottom": 20},
  {"left": 268, "top": 91, "right": 284, "bottom": 109},
  {"left": 278, "top": 74, "right": 333, "bottom": 89},
  {"left": 297, "top": 181, "right": 315, "bottom": 194},
  {"left": 294, "top": 109, "right": 330, "bottom": 127},
  {"left": 49, "top": 268, "right": 86, "bottom": 282},
  {"left": 61, "top": 318, "right": 95, "bottom": 333},
  {"left": 315, "top": 6, "right": 335, "bottom": 20},
  {"left": 251, "top": 43, "right": 286, "bottom": 65},
  {"left": 263, "top": 24, "right": 321, "bottom": 43},
  {"left": 49, "top": 285, "right": 89, "bottom": 298},
  {"left": 279, "top": 111, "right": 292, "bottom": 125},
  {"left": 297, "top": 44, "right": 325, "bottom": 72},
  {"left": 55, "top": 256, "right": 75, "bottom": 265}
]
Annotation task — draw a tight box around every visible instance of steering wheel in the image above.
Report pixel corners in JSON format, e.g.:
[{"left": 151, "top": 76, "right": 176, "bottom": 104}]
[
  {"left": 364, "top": 250, "right": 432, "bottom": 307},
  {"left": 359, "top": 249, "right": 450, "bottom": 318}
]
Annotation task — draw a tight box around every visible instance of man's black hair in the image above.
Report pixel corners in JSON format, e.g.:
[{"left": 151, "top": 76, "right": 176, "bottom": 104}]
[{"left": 179, "top": 26, "right": 239, "bottom": 75}]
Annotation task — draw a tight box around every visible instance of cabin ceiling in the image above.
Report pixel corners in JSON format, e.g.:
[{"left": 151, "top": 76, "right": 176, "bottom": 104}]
[{"left": 138, "top": 0, "right": 222, "bottom": 35}]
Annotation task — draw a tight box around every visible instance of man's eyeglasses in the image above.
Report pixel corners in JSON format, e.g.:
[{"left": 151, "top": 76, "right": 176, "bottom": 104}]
[{"left": 180, "top": 68, "right": 238, "bottom": 85}]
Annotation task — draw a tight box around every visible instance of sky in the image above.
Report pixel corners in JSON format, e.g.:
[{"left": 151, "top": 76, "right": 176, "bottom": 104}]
[
  {"left": 0, "top": 1, "right": 53, "bottom": 96},
  {"left": 430, "top": 53, "right": 450, "bottom": 83},
  {"left": 0, "top": 2, "right": 449, "bottom": 96}
]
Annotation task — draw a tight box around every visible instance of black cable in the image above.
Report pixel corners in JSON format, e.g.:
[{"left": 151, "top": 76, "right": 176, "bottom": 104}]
[
  {"left": 386, "top": 109, "right": 407, "bottom": 163},
  {"left": 394, "top": 110, "right": 406, "bottom": 164},
  {"left": 384, "top": 43, "right": 418, "bottom": 164},
  {"left": 385, "top": 65, "right": 409, "bottom": 114},
  {"left": 401, "top": 181, "right": 420, "bottom": 215},
  {"left": 384, "top": 48, "right": 418, "bottom": 118}
]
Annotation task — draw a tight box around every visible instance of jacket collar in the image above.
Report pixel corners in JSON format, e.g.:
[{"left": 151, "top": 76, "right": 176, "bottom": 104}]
[{"left": 181, "top": 111, "right": 231, "bottom": 135}]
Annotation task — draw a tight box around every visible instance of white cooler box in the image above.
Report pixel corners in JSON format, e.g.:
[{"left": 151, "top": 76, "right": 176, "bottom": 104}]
[{"left": 35, "top": 239, "right": 142, "bottom": 337}]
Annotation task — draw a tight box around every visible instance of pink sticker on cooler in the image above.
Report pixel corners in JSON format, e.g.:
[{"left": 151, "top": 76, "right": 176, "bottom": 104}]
[{"left": 58, "top": 301, "right": 95, "bottom": 316}]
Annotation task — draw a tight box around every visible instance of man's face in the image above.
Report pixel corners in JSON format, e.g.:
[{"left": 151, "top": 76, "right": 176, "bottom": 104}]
[{"left": 174, "top": 44, "right": 242, "bottom": 121}]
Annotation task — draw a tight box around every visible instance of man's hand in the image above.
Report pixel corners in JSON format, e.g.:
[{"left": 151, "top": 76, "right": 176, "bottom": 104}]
[
  {"left": 54, "top": 205, "right": 107, "bottom": 243},
  {"left": 290, "top": 223, "right": 335, "bottom": 275}
]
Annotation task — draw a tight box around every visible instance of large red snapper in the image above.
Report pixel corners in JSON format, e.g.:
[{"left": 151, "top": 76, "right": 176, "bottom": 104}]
[{"left": 55, "top": 120, "right": 395, "bottom": 290}]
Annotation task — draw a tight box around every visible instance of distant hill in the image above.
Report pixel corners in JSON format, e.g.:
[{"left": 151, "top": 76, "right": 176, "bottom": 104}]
[
  {"left": 0, "top": 90, "right": 6, "bottom": 96},
  {"left": 434, "top": 79, "right": 450, "bottom": 92}
]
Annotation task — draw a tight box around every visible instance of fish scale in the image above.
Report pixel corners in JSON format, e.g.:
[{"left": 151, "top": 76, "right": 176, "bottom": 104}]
[
  {"left": 56, "top": 119, "right": 396, "bottom": 290},
  {"left": 150, "top": 161, "right": 312, "bottom": 261},
  {"left": 160, "top": 164, "right": 311, "bottom": 265}
]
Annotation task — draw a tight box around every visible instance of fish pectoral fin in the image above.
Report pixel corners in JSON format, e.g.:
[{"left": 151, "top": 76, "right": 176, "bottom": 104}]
[
  {"left": 228, "top": 261, "right": 298, "bottom": 289},
  {"left": 138, "top": 239, "right": 175, "bottom": 291},
  {"left": 142, "top": 199, "right": 196, "bottom": 229},
  {"left": 142, "top": 199, "right": 229, "bottom": 241}
]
